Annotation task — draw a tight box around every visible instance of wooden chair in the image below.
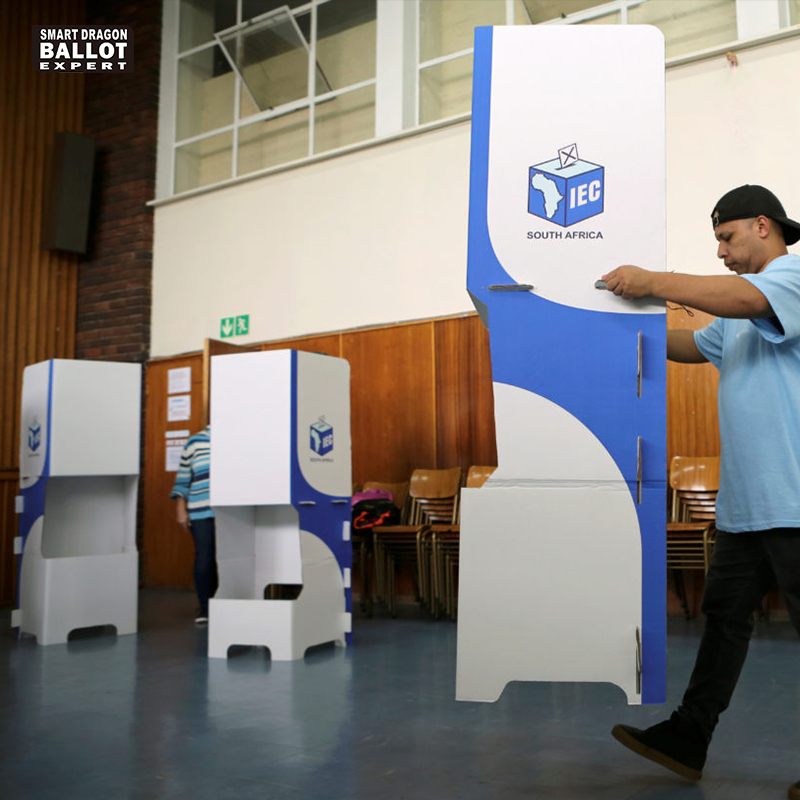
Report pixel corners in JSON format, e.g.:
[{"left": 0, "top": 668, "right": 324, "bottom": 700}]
[
  {"left": 373, "top": 468, "right": 462, "bottom": 617},
  {"left": 351, "top": 481, "right": 409, "bottom": 617},
  {"left": 669, "top": 456, "right": 720, "bottom": 521},
  {"left": 667, "top": 456, "right": 719, "bottom": 618},
  {"left": 429, "top": 465, "right": 496, "bottom": 620}
]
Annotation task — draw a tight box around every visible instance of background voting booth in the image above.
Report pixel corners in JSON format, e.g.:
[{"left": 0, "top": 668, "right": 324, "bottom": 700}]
[
  {"left": 15, "top": 359, "right": 141, "bottom": 645},
  {"left": 457, "top": 26, "right": 666, "bottom": 705},
  {"left": 208, "top": 349, "right": 352, "bottom": 660}
]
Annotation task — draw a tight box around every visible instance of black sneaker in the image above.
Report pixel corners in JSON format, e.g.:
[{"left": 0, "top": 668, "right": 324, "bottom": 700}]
[
  {"left": 612, "top": 718, "right": 707, "bottom": 781},
  {"left": 788, "top": 780, "right": 800, "bottom": 800}
]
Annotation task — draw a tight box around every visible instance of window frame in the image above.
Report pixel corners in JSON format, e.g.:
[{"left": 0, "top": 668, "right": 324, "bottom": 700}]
[{"left": 156, "top": 0, "right": 799, "bottom": 201}]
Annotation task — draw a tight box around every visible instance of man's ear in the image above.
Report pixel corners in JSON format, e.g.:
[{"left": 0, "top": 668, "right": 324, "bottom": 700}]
[{"left": 755, "top": 215, "right": 772, "bottom": 239}]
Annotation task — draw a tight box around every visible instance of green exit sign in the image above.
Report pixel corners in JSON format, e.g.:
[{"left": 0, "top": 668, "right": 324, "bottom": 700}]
[{"left": 220, "top": 314, "right": 250, "bottom": 338}]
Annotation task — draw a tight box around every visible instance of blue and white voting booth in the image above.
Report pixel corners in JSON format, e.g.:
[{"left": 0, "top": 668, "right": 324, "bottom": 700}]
[
  {"left": 15, "top": 359, "right": 141, "bottom": 645},
  {"left": 208, "top": 350, "right": 352, "bottom": 660},
  {"left": 457, "top": 26, "right": 666, "bottom": 705}
]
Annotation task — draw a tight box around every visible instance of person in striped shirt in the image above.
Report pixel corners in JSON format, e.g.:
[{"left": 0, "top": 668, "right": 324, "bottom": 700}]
[{"left": 170, "top": 425, "right": 217, "bottom": 624}]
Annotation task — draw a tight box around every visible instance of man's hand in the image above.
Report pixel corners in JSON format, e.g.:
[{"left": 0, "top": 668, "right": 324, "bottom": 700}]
[
  {"left": 602, "top": 265, "right": 656, "bottom": 300},
  {"left": 602, "top": 266, "right": 773, "bottom": 319},
  {"left": 176, "top": 497, "right": 190, "bottom": 529}
]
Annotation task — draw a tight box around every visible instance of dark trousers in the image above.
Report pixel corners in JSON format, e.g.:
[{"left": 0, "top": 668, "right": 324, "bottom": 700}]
[
  {"left": 189, "top": 517, "right": 219, "bottom": 616},
  {"left": 676, "top": 528, "right": 800, "bottom": 743}
]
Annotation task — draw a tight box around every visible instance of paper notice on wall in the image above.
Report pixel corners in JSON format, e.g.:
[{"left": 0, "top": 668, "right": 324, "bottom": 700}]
[
  {"left": 167, "top": 394, "right": 191, "bottom": 422},
  {"left": 165, "top": 439, "right": 187, "bottom": 472},
  {"left": 168, "top": 366, "right": 192, "bottom": 395}
]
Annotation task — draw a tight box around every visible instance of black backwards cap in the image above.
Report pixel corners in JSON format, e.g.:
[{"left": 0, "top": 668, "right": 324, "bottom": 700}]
[{"left": 712, "top": 184, "right": 800, "bottom": 245}]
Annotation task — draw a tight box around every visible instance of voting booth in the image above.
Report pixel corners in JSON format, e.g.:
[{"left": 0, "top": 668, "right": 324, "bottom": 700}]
[
  {"left": 457, "top": 26, "right": 667, "bottom": 705},
  {"left": 208, "top": 349, "right": 352, "bottom": 660},
  {"left": 15, "top": 359, "right": 141, "bottom": 645}
]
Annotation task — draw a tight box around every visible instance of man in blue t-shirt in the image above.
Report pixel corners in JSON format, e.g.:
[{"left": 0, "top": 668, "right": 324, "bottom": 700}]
[{"left": 601, "top": 185, "right": 800, "bottom": 799}]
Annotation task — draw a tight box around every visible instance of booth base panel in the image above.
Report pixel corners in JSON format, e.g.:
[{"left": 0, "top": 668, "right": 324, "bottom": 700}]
[
  {"left": 18, "top": 551, "right": 138, "bottom": 646},
  {"left": 208, "top": 598, "right": 349, "bottom": 660},
  {"left": 456, "top": 486, "right": 647, "bottom": 705}
]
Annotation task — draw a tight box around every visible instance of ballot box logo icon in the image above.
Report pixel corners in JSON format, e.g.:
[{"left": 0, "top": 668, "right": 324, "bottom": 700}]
[
  {"left": 28, "top": 421, "right": 41, "bottom": 452},
  {"left": 528, "top": 143, "right": 604, "bottom": 227},
  {"left": 310, "top": 419, "right": 334, "bottom": 456}
]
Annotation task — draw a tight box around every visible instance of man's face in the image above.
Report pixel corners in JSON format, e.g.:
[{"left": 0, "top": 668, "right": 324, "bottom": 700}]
[{"left": 714, "top": 217, "right": 763, "bottom": 275}]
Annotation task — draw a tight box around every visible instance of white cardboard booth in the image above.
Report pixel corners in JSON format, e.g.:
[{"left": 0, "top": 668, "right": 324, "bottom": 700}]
[
  {"left": 457, "top": 25, "right": 667, "bottom": 705},
  {"left": 208, "top": 349, "right": 352, "bottom": 660},
  {"left": 15, "top": 359, "right": 141, "bottom": 645}
]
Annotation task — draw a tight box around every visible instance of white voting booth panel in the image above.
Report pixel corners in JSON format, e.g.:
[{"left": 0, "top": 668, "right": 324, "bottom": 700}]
[
  {"left": 458, "top": 26, "right": 666, "bottom": 705},
  {"left": 16, "top": 359, "right": 141, "bottom": 645},
  {"left": 209, "top": 350, "right": 352, "bottom": 660}
]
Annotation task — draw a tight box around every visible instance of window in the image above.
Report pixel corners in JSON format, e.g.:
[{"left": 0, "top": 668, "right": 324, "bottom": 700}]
[
  {"left": 172, "top": 0, "right": 376, "bottom": 192},
  {"left": 629, "top": 0, "right": 737, "bottom": 59},
  {"left": 418, "top": 0, "right": 505, "bottom": 124},
  {"left": 160, "top": 0, "right": 799, "bottom": 198}
]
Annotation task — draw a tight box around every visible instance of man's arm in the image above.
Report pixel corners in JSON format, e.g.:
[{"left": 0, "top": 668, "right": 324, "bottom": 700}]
[
  {"left": 667, "top": 329, "right": 707, "bottom": 363},
  {"left": 602, "top": 266, "right": 773, "bottom": 319},
  {"left": 175, "top": 496, "right": 190, "bottom": 529}
]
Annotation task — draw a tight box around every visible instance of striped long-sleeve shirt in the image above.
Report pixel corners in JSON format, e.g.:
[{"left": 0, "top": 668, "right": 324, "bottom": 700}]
[{"left": 170, "top": 426, "right": 214, "bottom": 520}]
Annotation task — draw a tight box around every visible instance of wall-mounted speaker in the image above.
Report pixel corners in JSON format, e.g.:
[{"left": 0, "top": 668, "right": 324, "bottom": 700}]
[{"left": 41, "top": 131, "right": 96, "bottom": 255}]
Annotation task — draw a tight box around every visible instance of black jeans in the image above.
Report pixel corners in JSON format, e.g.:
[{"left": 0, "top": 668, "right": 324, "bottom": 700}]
[
  {"left": 189, "top": 517, "right": 219, "bottom": 616},
  {"left": 675, "top": 528, "right": 800, "bottom": 743}
]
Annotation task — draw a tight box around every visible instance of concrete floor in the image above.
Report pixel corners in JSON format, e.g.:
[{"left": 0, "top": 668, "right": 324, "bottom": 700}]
[{"left": 1, "top": 590, "right": 798, "bottom": 800}]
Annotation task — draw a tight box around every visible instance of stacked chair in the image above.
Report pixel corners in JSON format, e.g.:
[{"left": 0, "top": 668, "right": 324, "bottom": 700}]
[
  {"left": 372, "top": 468, "right": 462, "bottom": 617},
  {"left": 362, "top": 466, "right": 496, "bottom": 620},
  {"left": 351, "top": 480, "right": 409, "bottom": 617},
  {"left": 666, "top": 455, "right": 720, "bottom": 618},
  {"left": 428, "top": 465, "right": 496, "bottom": 620}
]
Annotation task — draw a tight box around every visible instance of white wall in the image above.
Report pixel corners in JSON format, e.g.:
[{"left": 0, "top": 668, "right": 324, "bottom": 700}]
[
  {"left": 151, "top": 34, "right": 800, "bottom": 358},
  {"left": 665, "top": 36, "right": 800, "bottom": 279}
]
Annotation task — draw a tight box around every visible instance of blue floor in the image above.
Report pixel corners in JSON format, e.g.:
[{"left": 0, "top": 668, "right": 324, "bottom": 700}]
[{"left": 1, "top": 591, "right": 797, "bottom": 800}]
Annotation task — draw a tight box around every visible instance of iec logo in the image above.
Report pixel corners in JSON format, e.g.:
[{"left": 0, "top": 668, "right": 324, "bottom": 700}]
[
  {"left": 28, "top": 422, "right": 41, "bottom": 452},
  {"left": 310, "top": 419, "right": 334, "bottom": 456},
  {"left": 528, "top": 143, "right": 604, "bottom": 227}
]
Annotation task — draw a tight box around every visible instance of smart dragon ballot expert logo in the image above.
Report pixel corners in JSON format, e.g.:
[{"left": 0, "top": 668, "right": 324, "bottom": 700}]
[
  {"left": 528, "top": 144, "right": 604, "bottom": 228},
  {"left": 33, "top": 26, "right": 133, "bottom": 73}
]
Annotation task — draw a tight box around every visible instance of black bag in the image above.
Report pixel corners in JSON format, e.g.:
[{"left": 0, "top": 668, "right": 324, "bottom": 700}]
[{"left": 352, "top": 498, "right": 400, "bottom": 530}]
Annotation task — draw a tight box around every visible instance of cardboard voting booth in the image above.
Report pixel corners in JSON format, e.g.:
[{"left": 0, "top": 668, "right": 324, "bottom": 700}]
[
  {"left": 15, "top": 359, "right": 141, "bottom": 645},
  {"left": 457, "top": 26, "right": 667, "bottom": 705},
  {"left": 208, "top": 349, "right": 352, "bottom": 660}
]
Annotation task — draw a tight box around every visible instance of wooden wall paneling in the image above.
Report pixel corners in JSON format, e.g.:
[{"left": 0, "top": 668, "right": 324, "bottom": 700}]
[
  {"left": 666, "top": 307, "right": 720, "bottom": 462},
  {"left": 260, "top": 333, "right": 343, "bottom": 358},
  {"left": 143, "top": 354, "right": 204, "bottom": 589},
  {"left": 0, "top": 477, "right": 19, "bottom": 606},
  {"left": 434, "top": 314, "right": 497, "bottom": 473},
  {"left": 342, "top": 322, "right": 437, "bottom": 487},
  {"left": 0, "top": 0, "right": 85, "bottom": 606}
]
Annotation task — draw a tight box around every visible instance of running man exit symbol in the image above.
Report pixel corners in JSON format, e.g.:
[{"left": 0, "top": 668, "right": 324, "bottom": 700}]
[{"left": 220, "top": 314, "right": 250, "bottom": 338}]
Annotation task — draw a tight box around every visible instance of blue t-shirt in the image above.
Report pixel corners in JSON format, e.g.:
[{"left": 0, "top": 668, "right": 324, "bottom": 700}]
[{"left": 694, "top": 253, "right": 800, "bottom": 533}]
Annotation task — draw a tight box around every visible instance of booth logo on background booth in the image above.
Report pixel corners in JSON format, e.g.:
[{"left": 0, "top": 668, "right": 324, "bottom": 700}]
[
  {"left": 528, "top": 143, "right": 604, "bottom": 227},
  {"left": 310, "top": 419, "right": 334, "bottom": 456},
  {"left": 27, "top": 421, "right": 41, "bottom": 453}
]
